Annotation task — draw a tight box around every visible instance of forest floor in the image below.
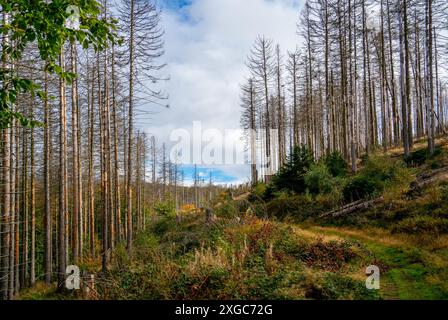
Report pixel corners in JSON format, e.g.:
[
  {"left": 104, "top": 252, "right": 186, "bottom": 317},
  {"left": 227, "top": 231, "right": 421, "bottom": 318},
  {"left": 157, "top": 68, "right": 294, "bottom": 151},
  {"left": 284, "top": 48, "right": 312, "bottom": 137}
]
[
  {"left": 292, "top": 225, "right": 448, "bottom": 299},
  {"left": 19, "top": 208, "right": 448, "bottom": 300},
  {"left": 19, "top": 138, "right": 448, "bottom": 300}
]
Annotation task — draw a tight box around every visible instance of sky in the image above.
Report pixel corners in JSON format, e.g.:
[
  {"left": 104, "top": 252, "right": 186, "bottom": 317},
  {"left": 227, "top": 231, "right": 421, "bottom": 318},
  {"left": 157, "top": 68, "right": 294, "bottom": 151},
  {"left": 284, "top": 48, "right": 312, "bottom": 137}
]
[{"left": 139, "top": 0, "right": 304, "bottom": 185}]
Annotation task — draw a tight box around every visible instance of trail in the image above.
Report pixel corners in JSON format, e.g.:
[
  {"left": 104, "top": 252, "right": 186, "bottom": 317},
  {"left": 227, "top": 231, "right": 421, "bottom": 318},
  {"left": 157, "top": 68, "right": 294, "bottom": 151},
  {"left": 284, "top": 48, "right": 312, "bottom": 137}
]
[{"left": 292, "top": 225, "right": 448, "bottom": 300}]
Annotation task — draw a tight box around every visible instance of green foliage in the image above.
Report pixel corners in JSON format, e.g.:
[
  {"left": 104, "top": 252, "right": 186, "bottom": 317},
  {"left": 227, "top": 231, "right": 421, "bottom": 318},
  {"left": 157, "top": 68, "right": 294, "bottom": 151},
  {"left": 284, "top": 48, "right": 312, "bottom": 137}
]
[
  {"left": 98, "top": 147, "right": 448, "bottom": 300},
  {"left": 171, "top": 266, "right": 231, "bottom": 299},
  {"left": 269, "top": 145, "right": 314, "bottom": 195},
  {"left": 103, "top": 214, "right": 372, "bottom": 300},
  {"left": 324, "top": 151, "right": 349, "bottom": 177},
  {"left": 343, "top": 175, "right": 378, "bottom": 202},
  {"left": 0, "top": 71, "right": 44, "bottom": 128},
  {"left": 405, "top": 146, "right": 443, "bottom": 167},
  {"left": 362, "top": 156, "right": 411, "bottom": 186},
  {"left": 215, "top": 199, "right": 240, "bottom": 219},
  {"left": 343, "top": 155, "right": 413, "bottom": 202},
  {"left": 392, "top": 216, "right": 448, "bottom": 235},
  {"left": 154, "top": 200, "right": 176, "bottom": 217},
  {"left": 251, "top": 182, "right": 267, "bottom": 200},
  {"left": 0, "top": 0, "right": 119, "bottom": 128},
  {"left": 262, "top": 191, "right": 343, "bottom": 222},
  {"left": 304, "top": 163, "right": 335, "bottom": 195},
  {"left": 305, "top": 273, "right": 380, "bottom": 300}
]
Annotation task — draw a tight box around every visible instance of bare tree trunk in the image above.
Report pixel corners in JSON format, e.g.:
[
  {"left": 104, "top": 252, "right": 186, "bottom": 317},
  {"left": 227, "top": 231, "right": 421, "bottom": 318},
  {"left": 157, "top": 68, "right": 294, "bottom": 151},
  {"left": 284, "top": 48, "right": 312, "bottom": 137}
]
[
  {"left": 399, "top": 3, "right": 410, "bottom": 158},
  {"left": 1, "top": 123, "right": 11, "bottom": 301},
  {"left": 425, "top": 0, "right": 435, "bottom": 154},
  {"left": 71, "top": 43, "right": 80, "bottom": 264},
  {"left": 30, "top": 101, "right": 36, "bottom": 287},
  {"left": 111, "top": 45, "right": 122, "bottom": 242},
  {"left": 433, "top": 27, "right": 442, "bottom": 135},
  {"left": 14, "top": 123, "right": 20, "bottom": 294},
  {"left": 403, "top": 0, "right": 413, "bottom": 150},
  {"left": 8, "top": 114, "right": 16, "bottom": 299},
  {"left": 97, "top": 51, "right": 109, "bottom": 273},
  {"left": 88, "top": 61, "right": 95, "bottom": 259},
  {"left": 43, "top": 70, "right": 52, "bottom": 285},
  {"left": 20, "top": 125, "right": 29, "bottom": 288},
  {"left": 103, "top": 38, "right": 114, "bottom": 259},
  {"left": 1, "top": 11, "right": 10, "bottom": 299},
  {"left": 142, "top": 137, "right": 147, "bottom": 230},
  {"left": 386, "top": 0, "right": 400, "bottom": 146},
  {"left": 57, "top": 50, "right": 68, "bottom": 291},
  {"left": 151, "top": 136, "right": 156, "bottom": 218},
  {"left": 126, "top": 0, "right": 136, "bottom": 256}
]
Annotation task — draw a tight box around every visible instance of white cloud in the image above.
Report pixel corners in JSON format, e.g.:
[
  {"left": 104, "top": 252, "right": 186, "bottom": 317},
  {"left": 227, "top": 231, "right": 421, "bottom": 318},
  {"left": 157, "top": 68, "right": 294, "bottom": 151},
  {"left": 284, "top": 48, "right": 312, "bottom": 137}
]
[{"left": 139, "top": 0, "right": 303, "bottom": 183}]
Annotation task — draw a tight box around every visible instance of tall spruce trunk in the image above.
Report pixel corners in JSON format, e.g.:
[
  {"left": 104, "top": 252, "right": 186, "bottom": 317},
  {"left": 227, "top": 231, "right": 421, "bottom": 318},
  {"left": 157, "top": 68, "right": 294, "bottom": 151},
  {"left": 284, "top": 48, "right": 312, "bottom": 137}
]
[
  {"left": 43, "top": 70, "right": 52, "bottom": 284},
  {"left": 126, "top": 0, "right": 136, "bottom": 256},
  {"left": 57, "top": 50, "right": 68, "bottom": 291},
  {"left": 425, "top": 0, "right": 435, "bottom": 154},
  {"left": 71, "top": 43, "right": 80, "bottom": 264}
]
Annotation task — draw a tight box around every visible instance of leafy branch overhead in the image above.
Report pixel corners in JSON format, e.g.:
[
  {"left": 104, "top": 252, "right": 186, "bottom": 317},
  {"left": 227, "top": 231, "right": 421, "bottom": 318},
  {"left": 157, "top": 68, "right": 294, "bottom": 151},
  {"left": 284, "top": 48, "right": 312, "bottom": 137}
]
[{"left": 0, "top": 0, "right": 120, "bottom": 128}]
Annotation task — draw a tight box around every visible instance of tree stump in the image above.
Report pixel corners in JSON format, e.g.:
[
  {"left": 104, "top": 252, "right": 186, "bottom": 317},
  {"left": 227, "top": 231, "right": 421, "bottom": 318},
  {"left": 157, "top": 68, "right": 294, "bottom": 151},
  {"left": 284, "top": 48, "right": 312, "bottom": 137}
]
[
  {"left": 205, "top": 208, "right": 214, "bottom": 225},
  {"left": 83, "top": 273, "right": 95, "bottom": 299}
]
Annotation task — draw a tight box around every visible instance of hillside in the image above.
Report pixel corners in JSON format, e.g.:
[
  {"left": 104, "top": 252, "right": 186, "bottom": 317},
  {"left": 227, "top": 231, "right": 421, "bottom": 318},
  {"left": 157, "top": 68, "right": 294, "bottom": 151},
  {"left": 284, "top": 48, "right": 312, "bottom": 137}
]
[{"left": 19, "top": 140, "right": 448, "bottom": 300}]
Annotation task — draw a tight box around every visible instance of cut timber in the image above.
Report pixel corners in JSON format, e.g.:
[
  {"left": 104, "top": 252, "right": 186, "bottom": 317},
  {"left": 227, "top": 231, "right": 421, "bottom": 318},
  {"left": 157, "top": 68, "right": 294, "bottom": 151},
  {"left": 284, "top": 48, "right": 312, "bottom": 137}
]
[
  {"left": 412, "top": 167, "right": 448, "bottom": 190},
  {"left": 319, "top": 197, "right": 384, "bottom": 219},
  {"left": 415, "top": 166, "right": 448, "bottom": 182},
  {"left": 320, "top": 165, "right": 448, "bottom": 220}
]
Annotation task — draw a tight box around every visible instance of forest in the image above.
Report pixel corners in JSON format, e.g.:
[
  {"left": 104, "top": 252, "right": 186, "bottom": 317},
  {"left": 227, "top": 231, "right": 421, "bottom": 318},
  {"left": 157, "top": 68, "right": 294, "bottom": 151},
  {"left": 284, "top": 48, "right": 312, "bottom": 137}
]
[
  {"left": 240, "top": 0, "right": 447, "bottom": 179},
  {"left": 1, "top": 0, "right": 448, "bottom": 301}
]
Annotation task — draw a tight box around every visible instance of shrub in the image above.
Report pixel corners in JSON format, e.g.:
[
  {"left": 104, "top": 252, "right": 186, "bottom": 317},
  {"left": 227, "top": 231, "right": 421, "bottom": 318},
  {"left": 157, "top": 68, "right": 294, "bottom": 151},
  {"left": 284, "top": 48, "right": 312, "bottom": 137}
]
[
  {"left": 270, "top": 145, "right": 314, "bottom": 194},
  {"left": 152, "top": 216, "right": 178, "bottom": 237},
  {"left": 324, "top": 151, "right": 349, "bottom": 177},
  {"left": 315, "top": 191, "right": 343, "bottom": 210},
  {"left": 301, "top": 239, "right": 357, "bottom": 272},
  {"left": 154, "top": 200, "right": 176, "bottom": 216},
  {"left": 305, "top": 273, "right": 380, "bottom": 300},
  {"left": 305, "top": 163, "right": 335, "bottom": 195},
  {"left": 392, "top": 216, "right": 448, "bottom": 235},
  {"left": 343, "top": 175, "right": 378, "bottom": 202},
  {"left": 265, "top": 194, "right": 313, "bottom": 221},
  {"left": 252, "top": 182, "right": 267, "bottom": 199},
  {"left": 405, "top": 146, "right": 443, "bottom": 167},
  {"left": 179, "top": 204, "right": 197, "bottom": 216},
  {"left": 343, "top": 155, "right": 413, "bottom": 202},
  {"left": 362, "top": 155, "right": 411, "bottom": 185},
  {"left": 215, "top": 200, "right": 240, "bottom": 219}
]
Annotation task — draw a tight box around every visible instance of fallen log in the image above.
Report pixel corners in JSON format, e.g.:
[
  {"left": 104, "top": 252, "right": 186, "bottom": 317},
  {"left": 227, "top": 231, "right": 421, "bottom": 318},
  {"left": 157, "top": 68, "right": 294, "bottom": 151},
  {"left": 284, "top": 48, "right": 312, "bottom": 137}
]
[
  {"left": 411, "top": 172, "right": 448, "bottom": 191},
  {"left": 415, "top": 166, "right": 448, "bottom": 182},
  {"left": 319, "top": 197, "right": 384, "bottom": 219},
  {"left": 320, "top": 169, "right": 448, "bottom": 220},
  {"left": 324, "top": 198, "right": 366, "bottom": 214}
]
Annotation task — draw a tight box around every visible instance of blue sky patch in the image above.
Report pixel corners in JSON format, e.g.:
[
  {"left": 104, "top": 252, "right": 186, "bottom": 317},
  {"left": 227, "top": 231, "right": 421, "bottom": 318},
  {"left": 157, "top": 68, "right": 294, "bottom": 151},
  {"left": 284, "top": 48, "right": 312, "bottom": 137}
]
[
  {"left": 160, "top": 0, "right": 192, "bottom": 10},
  {"left": 179, "top": 165, "right": 239, "bottom": 185}
]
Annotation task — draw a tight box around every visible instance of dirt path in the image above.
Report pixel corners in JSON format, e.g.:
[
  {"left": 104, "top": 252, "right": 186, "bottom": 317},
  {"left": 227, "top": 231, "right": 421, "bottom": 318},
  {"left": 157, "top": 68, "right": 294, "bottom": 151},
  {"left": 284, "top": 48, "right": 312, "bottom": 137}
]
[{"left": 292, "top": 225, "right": 448, "bottom": 300}]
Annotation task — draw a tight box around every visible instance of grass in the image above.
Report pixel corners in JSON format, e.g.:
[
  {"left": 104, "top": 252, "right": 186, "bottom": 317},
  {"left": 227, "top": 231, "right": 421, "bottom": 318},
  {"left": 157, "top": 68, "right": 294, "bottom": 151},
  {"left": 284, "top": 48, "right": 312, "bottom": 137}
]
[
  {"left": 93, "top": 213, "right": 379, "bottom": 300},
  {"left": 299, "top": 225, "right": 448, "bottom": 300},
  {"left": 18, "top": 140, "right": 448, "bottom": 300},
  {"left": 101, "top": 206, "right": 448, "bottom": 300}
]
